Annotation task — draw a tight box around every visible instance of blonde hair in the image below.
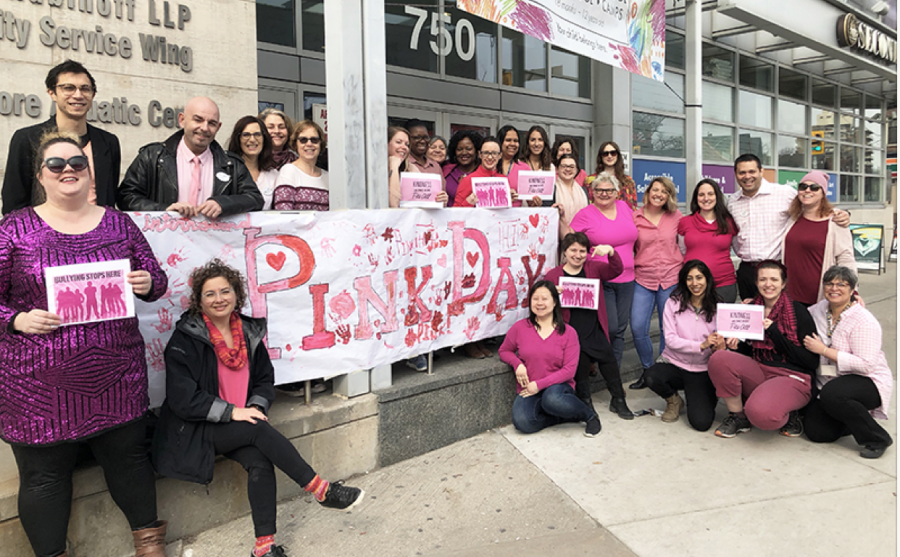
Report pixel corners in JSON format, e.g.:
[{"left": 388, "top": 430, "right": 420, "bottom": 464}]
[{"left": 644, "top": 176, "right": 679, "bottom": 213}]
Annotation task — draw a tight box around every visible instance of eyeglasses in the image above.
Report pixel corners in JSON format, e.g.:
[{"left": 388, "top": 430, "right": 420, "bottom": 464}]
[
  {"left": 241, "top": 132, "right": 263, "bottom": 140},
  {"left": 593, "top": 188, "right": 617, "bottom": 196},
  {"left": 42, "top": 156, "right": 89, "bottom": 173},
  {"left": 559, "top": 164, "right": 578, "bottom": 171},
  {"left": 481, "top": 151, "right": 501, "bottom": 158},
  {"left": 202, "top": 288, "right": 234, "bottom": 301},
  {"left": 824, "top": 281, "right": 850, "bottom": 289},
  {"left": 55, "top": 84, "right": 94, "bottom": 95},
  {"left": 410, "top": 135, "right": 429, "bottom": 142},
  {"left": 601, "top": 150, "right": 618, "bottom": 157},
  {"left": 297, "top": 136, "right": 321, "bottom": 145},
  {"left": 798, "top": 183, "right": 822, "bottom": 192}
]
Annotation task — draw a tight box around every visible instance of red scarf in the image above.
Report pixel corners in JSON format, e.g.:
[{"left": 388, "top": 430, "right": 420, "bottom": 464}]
[
  {"left": 750, "top": 293, "right": 799, "bottom": 363},
  {"left": 203, "top": 312, "right": 248, "bottom": 370}
]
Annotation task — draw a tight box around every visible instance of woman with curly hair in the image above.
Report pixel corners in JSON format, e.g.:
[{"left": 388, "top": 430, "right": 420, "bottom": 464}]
[{"left": 153, "top": 259, "right": 364, "bottom": 557}]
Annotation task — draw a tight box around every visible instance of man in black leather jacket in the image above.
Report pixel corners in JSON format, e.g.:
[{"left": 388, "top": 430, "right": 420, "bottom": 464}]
[{"left": 117, "top": 96, "right": 263, "bottom": 217}]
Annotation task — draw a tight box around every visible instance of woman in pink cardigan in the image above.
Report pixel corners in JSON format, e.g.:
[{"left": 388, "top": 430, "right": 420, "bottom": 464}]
[{"left": 781, "top": 171, "right": 855, "bottom": 306}]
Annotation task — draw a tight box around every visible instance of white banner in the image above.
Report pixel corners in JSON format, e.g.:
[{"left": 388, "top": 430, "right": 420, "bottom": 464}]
[{"left": 132, "top": 209, "right": 558, "bottom": 406}]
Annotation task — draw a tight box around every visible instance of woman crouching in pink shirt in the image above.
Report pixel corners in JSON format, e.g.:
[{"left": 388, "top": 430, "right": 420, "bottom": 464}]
[{"left": 499, "top": 281, "right": 603, "bottom": 437}]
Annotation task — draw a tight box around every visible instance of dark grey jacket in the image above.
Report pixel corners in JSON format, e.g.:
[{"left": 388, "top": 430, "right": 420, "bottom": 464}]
[{"left": 117, "top": 130, "right": 263, "bottom": 215}]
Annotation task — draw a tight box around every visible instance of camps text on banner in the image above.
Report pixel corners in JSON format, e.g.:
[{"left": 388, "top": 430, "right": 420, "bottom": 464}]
[{"left": 131, "top": 209, "right": 559, "bottom": 406}]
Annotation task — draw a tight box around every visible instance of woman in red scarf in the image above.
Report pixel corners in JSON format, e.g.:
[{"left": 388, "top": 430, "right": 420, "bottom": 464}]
[
  {"left": 153, "top": 260, "right": 364, "bottom": 557},
  {"left": 707, "top": 261, "right": 819, "bottom": 439}
]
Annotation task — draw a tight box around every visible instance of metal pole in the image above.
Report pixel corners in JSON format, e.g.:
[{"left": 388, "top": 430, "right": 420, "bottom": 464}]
[{"left": 685, "top": 0, "right": 703, "bottom": 202}]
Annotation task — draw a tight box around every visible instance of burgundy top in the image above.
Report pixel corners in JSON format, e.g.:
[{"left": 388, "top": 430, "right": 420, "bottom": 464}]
[
  {"left": 543, "top": 252, "right": 624, "bottom": 342},
  {"left": 784, "top": 217, "right": 828, "bottom": 305},
  {"left": 569, "top": 201, "right": 638, "bottom": 284},
  {"left": 0, "top": 208, "right": 167, "bottom": 445},
  {"left": 443, "top": 163, "right": 473, "bottom": 208},
  {"left": 498, "top": 319, "right": 580, "bottom": 393},
  {"left": 678, "top": 212, "right": 738, "bottom": 288}
]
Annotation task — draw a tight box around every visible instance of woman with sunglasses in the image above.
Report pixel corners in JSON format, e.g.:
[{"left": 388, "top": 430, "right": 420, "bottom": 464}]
[
  {"left": 272, "top": 120, "right": 328, "bottom": 211},
  {"left": 679, "top": 179, "right": 739, "bottom": 303},
  {"left": 0, "top": 133, "right": 169, "bottom": 556},
  {"left": 258, "top": 108, "right": 297, "bottom": 170},
  {"left": 781, "top": 171, "right": 855, "bottom": 306},
  {"left": 585, "top": 141, "right": 637, "bottom": 211},
  {"left": 803, "top": 266, "right": 893, "bottom": 459},
  {"left": 227, "top": 116, "right": 279, "bottom": 210}
]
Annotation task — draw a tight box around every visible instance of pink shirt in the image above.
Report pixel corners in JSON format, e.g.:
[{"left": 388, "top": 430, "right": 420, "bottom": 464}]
[
  {"left": 176, "top": 138, "right": 214, "bottom": 206},
  {"left": 498, "top": 319, "right": 580, "bottom": 393},
  {"left": 634, "top": 208, "right": 683, "bottom": 290},
  {"left": 660, "top": 297, "right": 717, "bottom": 372},
  {"left": 678, "top": 213, "right": 738, "bottom": 288},
  {"left": 727, "top": 179, "right": 796, "bottom": 262},
  {"left": 569, "top": 200, "right": 638, "bottom": 283},
  {"left": 501, "top": 160, "right": 529, "bottom": 207},
  {"left": 217, "top": 357, "right": 249, "bottom": 408}
]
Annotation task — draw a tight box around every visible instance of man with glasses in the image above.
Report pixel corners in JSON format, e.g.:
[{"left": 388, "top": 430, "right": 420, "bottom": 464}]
[
  {"left": 2, "top": 60, "right": 121, "bottom": 214},
  {"left": 118, "top": 96, "right": 262, "bottom": 217}
]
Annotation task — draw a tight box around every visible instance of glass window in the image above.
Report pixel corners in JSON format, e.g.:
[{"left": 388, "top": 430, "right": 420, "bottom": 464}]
[
  {"left": 812, "top": 141, "right": 835, "bottom": 171},
  {"left": 812, "top": 79, "right": 836, "bottom": 107},
  {"left": 702, "top": 123, "right": 734, "bottom": 162},
  {"left": 301, "top": 0, "right": 324, "bottom": 52},
  {"left": 840, "top": 145, "right": 860, "bottom": 173},
  {"left": 778, "top": 67, "right": 807, "bottom": 102},
  {"left": 810, "top": 108, "right": 835, "bottom": 139},
  {"left": 550, "top": 47, "right": 591, "bottom": 98},
  {"left": 777, "top": 136, "right": 806, "bottom": 169},
  {"left": 864, "top": 177, "right": 882, "bottom": 203},
  {"left": 502, "top": 27, "right": 546, "bottom": 91},
  {"left": 633, "top": 72, "right": 684, "bottom": 114},
  {"left": 632, "top": 113, "right": 685, "bottom": 158},
  {"left": 840, "top": 88, "right": 862, "bottom": 114},
  {"left": 738, "top": 130, "right": 773, "bottom": 166},
  {"left": 446, "top": 6, "right": 497, "bottom": 83},
  {"left": 840, "top": 175, "right": 860, "bottom": 203},
  {"left": 257, "top": 0, "right": 295, "bottom": 47},
  {"left": 865, "top": 94, "right": 883, "bottom": 120},
  {"left": 667, "top": 31, "right": 685, "bottom": 70},
  {"left": 739, "top": 56, "right": 774, "bottom": 91},
  {"left": 739, "top": 90, "right": 773, "bottom": 128},
  {"left": 703, "top": 81, "right": 733, "bottom": 122},
  {"left": 702, "top": 44, "right": 734, "bottom": 80},
  {"left": 778, "top": 100, "right": 806, "bottom": 135},
  {"left": 864, "top": 119, "right": 883, "bottom": 148},
  {"left": 865, "top": 149, "right": 883, "bottom": 174},
  {"left": 386, "top": 0, "right": 440, "bottom": 73},
  {"left": 840, "top": 116, "right": 861, "bottom": 143}
]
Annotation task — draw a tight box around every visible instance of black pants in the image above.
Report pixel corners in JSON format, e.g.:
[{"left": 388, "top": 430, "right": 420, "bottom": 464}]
[
  {"left": 644, "top": 363, "right": 718, "bottom": 432},
  {"left": 736, "top": 261, "right": 759, "bottom": 301},
  {"left": 11, "top": 419, "right": 158, "bottom": 557},
  {"left": 804, "top": 374, "right": 892, "bottom": 449},
  {"left": 211, "top": 420, "right": 318, "bottom": 537},
  {"left": 715, "top": 283, "right": 738, "bottom": 304}
]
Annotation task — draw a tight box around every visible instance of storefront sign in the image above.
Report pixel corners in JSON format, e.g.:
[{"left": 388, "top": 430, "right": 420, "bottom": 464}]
[
  {"left": 778, "top": 170, "right": 838, "bottom": 203},
  {"left": 457, "top": 0, "right": 666, "bottom": 81},
  {"left": 132, "top": 209, "right": 558, "bottom": 406},
  {"left": 701, "top": 164, "right": 736, "bottom": 195},
  {"left": 849, "top": 224, "right": 884, "bottom": 270},
  {"left": 837, "top": 13, "right": 897, "bottom": 65},
  {"left": 632, "top": 159, "right": 686, "bottom": 203}
]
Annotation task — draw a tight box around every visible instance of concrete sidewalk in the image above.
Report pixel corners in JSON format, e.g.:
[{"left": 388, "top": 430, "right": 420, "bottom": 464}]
[{"left": 178, "top": 265, "right": 897, "bottom": 557}]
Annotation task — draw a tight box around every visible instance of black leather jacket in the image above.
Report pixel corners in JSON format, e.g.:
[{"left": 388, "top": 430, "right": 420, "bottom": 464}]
[{"left": 117, "top": 130, "right": 263, "bottom": 215}]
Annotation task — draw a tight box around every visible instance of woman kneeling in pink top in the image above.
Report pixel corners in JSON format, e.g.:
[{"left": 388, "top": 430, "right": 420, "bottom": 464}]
[
  {"left": 499, "top": 281, "right": 603, "bottom": 437},
  {"left": 644, "top": 260, "right": 723, "bottom": 431}
]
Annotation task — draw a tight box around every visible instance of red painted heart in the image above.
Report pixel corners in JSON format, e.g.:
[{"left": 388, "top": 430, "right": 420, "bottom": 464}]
[
  {"left": 466, "top": 251, "right": 479, "bottom": 267},
  {"left": 266, "top": 251, "right": 286, "bottom": 271},
  {"left": 529, "top": 214, "right": 540, "bottom": 228}
]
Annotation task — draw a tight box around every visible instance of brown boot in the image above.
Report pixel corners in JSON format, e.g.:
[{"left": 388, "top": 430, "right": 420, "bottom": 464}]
[
  {"left": 661, "top": 394, "right": 684, "bottom": 423},
  {"left": 132, "top": 520, "right": 167, "bottom": 557}
]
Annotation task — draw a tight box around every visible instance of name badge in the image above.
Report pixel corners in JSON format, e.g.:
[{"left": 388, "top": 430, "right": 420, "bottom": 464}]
[
  {"left": 820, "top": 364, "right": 838, "bottom": 377},
  {"left": 215, "top": 171, "right": 231, "bottom": 182}
]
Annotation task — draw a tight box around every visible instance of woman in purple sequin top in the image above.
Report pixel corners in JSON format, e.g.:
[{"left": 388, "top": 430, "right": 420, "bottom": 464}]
[{"left": 0, "top": 134, "right": 169, "bottom": 556}]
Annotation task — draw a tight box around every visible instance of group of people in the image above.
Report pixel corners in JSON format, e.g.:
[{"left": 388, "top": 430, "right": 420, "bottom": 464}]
[
  {"left": 56, "top": 281, "right": 126, "bottom": 323},
  {"left": 0, "top": 59, "right": 893, "bottom": 557}
]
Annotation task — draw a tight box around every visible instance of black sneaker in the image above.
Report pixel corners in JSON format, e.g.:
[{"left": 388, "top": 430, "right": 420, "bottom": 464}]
[
  {"left": 780, "top": 411, "right": 803, "bottom": 437},
  {"left": 319, "top": 481, "right": 365, "bottom": 511},
  {"left": 715, "top": 412, "right": 752, "bottom": 438},
  {"left": 609, "top": 396, "right": 634, "bottom": 420},
  {"left": 584, "top": 413, "right": 602, "bottom": 437},
  {"left": 252, "top": 545, "right": 287, "bottom": 557}
]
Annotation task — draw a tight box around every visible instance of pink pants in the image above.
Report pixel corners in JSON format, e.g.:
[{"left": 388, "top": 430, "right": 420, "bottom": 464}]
[{"left": 707, "top": 351, "right": 812, "bottom": 430}]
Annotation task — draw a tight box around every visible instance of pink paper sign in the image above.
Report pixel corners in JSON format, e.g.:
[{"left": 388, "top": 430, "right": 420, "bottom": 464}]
[
  {"left": 518, "top": 171, "right": 555, "bottom": 200},
  {"left": 559, "top": 277, "right": 600, "bottom": 310},
  {"left": 45, "top": 259, "right": 135, "bottom": 326},
  {"left": 400, "top": 173, "right": 443, "bottom": 208},
  {"left": 716, "top": 303, "right": 765, "bottom": 340},
  {"left": 471, "top": 177, "right": 511, "bottom": 208}
]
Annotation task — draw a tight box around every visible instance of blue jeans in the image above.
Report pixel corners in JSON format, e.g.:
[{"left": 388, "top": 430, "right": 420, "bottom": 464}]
[
  {"left": 511, "top": 383, "right": 595, "bottom": 434},
  {"left": 603, "top": 280, "right": 635, "bottom": 368},
  {"left": 631, "top": 283, "right": 676, "bottom": 370}
]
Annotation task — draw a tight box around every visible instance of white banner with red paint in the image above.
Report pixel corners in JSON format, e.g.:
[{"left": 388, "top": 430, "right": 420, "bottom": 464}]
[{"left": 131, "top": 209, "right": 559, "bottom": 406}]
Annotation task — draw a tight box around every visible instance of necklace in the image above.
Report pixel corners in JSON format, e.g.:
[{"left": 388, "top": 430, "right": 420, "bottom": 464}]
[{"left": 826, "top": 301, "right": 854, "bottom": 337}]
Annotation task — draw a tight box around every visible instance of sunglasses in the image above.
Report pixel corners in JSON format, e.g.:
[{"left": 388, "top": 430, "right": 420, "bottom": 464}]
[
  {"left": 42, "top": 156, "right": 89, "bottom": 173},
  {"left": 602, "top": 150, "right": 618, "bottom": 157},
  {"left": 798, "top": 183, "right": 822, "bottom": 192},
  {"left": 297, "top": 136, "right": 321, "bottom": 145}
]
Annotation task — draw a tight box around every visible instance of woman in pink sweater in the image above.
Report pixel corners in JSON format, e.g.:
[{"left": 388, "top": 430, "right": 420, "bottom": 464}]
[{"left": 499, "top": 281, "right": 602, "bottom": 437}]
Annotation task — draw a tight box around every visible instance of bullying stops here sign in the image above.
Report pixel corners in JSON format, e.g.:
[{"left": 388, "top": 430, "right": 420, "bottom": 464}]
[{"left": 132, "top": 209, "right": 558, "bottom": 406}]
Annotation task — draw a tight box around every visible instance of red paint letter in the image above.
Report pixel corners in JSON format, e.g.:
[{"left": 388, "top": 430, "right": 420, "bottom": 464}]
[
  {"left": 353, "top": 270, "right": 399, "bottom": 340},
  {"left": 404, "top": 265, "right": 433, "bottom": 326},
  {"left": 302, "top": 283, "right": 336, "bottom": 350},
  {"left": 448, "top": 221, "right": 491, "bottom": 316},
  {"left": 487, "top": 257, "right": 518, "bottom": 313},
  {"left": 520, "top": 254, "right": 547, "bottom": 308}
]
